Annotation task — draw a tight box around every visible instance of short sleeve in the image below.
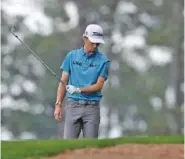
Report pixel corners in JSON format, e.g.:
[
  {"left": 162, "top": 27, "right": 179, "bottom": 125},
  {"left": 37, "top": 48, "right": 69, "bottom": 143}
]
[
  {"left": 99, "top": 61, "right": 110, "bottom": 81},
  {"left": 60, "top": 52, "right": 71, "bottom": 72}
]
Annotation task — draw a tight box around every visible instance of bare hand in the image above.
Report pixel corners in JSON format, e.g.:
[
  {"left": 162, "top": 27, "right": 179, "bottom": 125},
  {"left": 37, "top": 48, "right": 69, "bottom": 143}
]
[{"left": 54, "top": 105, "right": 62, "bottom": 121}]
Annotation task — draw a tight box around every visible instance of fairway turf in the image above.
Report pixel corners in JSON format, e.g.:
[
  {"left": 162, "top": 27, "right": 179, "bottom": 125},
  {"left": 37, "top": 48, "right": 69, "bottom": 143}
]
[{"left": 1, "top": 136, "right": 184, "bottom": 159}]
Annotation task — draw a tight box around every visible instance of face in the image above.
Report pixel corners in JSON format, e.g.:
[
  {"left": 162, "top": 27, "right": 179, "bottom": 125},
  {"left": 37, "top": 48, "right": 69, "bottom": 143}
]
[{"left": 83, "top": 37, "right": 100, "bottom": 53}]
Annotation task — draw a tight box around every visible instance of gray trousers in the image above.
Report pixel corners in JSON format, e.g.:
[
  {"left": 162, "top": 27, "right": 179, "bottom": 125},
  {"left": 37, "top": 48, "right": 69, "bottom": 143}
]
[{"left": 63, "top": 100, "right": 100, "bottom": 139}]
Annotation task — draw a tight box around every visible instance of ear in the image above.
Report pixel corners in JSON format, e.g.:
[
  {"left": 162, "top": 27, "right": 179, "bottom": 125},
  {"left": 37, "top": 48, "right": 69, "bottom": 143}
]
[
  {"left": 83, "top": 36, "right": 85, "bottom": 41},
  {"left": 83, "top": 36, "right": 88, "bottom": 43}
]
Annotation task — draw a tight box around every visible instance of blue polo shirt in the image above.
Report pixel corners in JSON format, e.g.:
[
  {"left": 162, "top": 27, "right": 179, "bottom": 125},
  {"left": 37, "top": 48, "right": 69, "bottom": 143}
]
[{"left": 60, "top": 47, "right": 110, "bottom": 101}]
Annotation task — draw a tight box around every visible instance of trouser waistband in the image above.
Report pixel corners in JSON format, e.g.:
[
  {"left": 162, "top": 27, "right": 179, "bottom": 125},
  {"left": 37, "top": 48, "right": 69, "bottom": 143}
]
[{"left": 67, "top": 98, "right": 99, "bottom": 105}]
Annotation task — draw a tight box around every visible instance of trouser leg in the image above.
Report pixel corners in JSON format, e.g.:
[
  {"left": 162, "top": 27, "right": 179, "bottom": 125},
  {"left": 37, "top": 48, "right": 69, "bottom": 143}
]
[
  {"left": 82, "top": 103, "right": 100, "bottom": 138},
  {"left": 63, "top": 101, "right": 83, "bottom": 139}
]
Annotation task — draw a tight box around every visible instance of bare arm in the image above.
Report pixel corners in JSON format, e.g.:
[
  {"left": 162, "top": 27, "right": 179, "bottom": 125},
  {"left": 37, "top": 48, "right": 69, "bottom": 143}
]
[
  {"left": 80, "top": 76, "right": 105, "bottom": 93},
  {"left": 56, "top": 71, "right": 69, "bottom": 107}
]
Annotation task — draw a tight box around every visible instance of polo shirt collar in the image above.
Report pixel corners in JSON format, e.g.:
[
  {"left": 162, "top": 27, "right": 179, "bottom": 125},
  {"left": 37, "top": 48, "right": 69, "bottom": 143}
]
[{"left": 81, "top": 47, "right": 98, "bottom": 57}]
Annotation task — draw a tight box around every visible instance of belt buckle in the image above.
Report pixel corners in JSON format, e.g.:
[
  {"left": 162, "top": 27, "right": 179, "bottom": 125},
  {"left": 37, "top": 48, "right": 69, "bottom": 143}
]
[
  {"left": 78, "top": 100, "right": 97, "bottom": 105},
  {"left": 79, "top": 100, "right": 86, "bottom": 105},
  {"left": 90, "top": 101, "right": 96, "bottom": 105},
  {"left": 87, "top": 101, "right": 96, "bottom": 105}
]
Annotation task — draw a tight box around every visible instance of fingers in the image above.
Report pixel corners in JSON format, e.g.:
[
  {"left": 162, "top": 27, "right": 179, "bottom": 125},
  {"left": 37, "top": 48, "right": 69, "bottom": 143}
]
[
  {"left": 55, "top": 114, "right": 61, "bottom": 121},
  {"left": 68, "top": 89, "right": 73, "bottom": 94},
  {"left": 66, "top": 85, "right": 81, "bottom": 94},
  {"left": 66, "top": 85, "right": 74, "bottom": 94},
  {"left": 54, "top": 112, "right": 62, "bottom": 122},
  {"left": 66, "top": 86, "right": 72, "bottom": 94},
  {"left": 66, "top": 85, "right": 70, "bottom": 90},
  {"left": 66, "top": 85, "right": 73, "bottom": 90}
]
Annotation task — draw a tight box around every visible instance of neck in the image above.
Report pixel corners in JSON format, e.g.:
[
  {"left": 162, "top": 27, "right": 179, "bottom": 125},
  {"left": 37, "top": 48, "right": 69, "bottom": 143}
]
[{"left": 83, "top": 45, "right": 92, "bottom": 54}]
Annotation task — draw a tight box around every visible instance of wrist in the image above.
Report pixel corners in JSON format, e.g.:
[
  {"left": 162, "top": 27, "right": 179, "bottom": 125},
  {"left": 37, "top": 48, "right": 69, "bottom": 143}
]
[
  {"left": 55, "top": 104, "right": 62, "bottom": 109},
  {"left": 77, "top": 88, "right": 81, "bottom": 93},
  {"left": 55, "top": 101, "right": 62, "bottom": 106},
  {"left": 79, "top": 88, "right": 83, "bottom": 93}
]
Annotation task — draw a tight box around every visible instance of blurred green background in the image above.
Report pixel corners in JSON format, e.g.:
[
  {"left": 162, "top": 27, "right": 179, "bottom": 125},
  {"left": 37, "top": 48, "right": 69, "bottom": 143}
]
[{"left": 1, "top": 0, "right": 184, "bottom": 140}]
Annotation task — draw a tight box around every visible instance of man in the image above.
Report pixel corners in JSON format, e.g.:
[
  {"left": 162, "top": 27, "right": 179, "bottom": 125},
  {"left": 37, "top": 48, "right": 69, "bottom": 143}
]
[{"left": 54, "top": 24, "right": 110, "bottom": 139}]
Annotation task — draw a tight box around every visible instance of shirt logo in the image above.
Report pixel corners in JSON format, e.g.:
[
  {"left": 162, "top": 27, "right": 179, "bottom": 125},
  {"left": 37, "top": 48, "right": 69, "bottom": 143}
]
[
  {"left": 89, "top": 64, "right": 97, "bottom": 67},
  {"left": 72, "top": 61, "right": 82, "bottom": 66},
  {"left": 72, "top": 61, "right": 97, "bottom": 68}
]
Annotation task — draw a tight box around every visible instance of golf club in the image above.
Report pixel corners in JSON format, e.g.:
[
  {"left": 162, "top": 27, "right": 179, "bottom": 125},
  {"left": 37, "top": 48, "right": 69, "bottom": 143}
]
[{"left": 10, "top": 26, "right": 65, "bottom": 86}]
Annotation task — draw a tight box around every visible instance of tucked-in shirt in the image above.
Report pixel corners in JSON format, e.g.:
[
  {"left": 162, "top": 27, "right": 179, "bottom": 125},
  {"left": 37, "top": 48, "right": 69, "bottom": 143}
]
[{"left": 60, "top": 47, "right": 110, "bottom": 101}]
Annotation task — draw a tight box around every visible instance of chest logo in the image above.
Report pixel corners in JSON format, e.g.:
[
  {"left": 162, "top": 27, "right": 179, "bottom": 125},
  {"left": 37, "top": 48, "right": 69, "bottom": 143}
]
[
  {"left": 72, "top": 61, "right": 82, "bottom": 66},
  {"left": 89, "top": 64, "right": 97, "bottom": 67},
  {"left": 72, "top": 61, "right": 97, "bottom": 68}
]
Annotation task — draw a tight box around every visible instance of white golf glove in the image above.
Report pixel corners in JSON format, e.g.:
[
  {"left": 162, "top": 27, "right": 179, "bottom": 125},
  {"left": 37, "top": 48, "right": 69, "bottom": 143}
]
[{"left": 66, "top": 85, "right": 81, "bottom": 94}]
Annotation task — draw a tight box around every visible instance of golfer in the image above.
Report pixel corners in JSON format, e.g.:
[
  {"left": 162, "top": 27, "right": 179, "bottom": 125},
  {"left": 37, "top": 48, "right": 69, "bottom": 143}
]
[{"left": 54, "top": 24, "right": 110, "bottom": 139}]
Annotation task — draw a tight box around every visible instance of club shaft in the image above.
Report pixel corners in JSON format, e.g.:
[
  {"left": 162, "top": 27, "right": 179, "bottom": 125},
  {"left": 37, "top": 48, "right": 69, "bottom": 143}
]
[{"left": 10, "top": 28, "right": 65, "bottom": 86}]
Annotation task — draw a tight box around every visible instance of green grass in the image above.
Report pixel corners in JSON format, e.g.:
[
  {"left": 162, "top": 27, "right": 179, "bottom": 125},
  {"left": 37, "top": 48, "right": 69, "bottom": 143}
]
[{"left": 1, "top": 136, "right": 184, "bottom": 159}]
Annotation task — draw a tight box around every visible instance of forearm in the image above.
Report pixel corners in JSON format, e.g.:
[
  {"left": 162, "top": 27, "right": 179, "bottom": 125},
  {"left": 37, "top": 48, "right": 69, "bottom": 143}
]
[
  {"left": 80, "top": 83, "right": 103, "bottom": 93},
  {"left": 56, "top": 71, "right": 69, "bottom": 106},
  {"left": 56, "top": 82, "right": 66, "bottom": 104}
]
